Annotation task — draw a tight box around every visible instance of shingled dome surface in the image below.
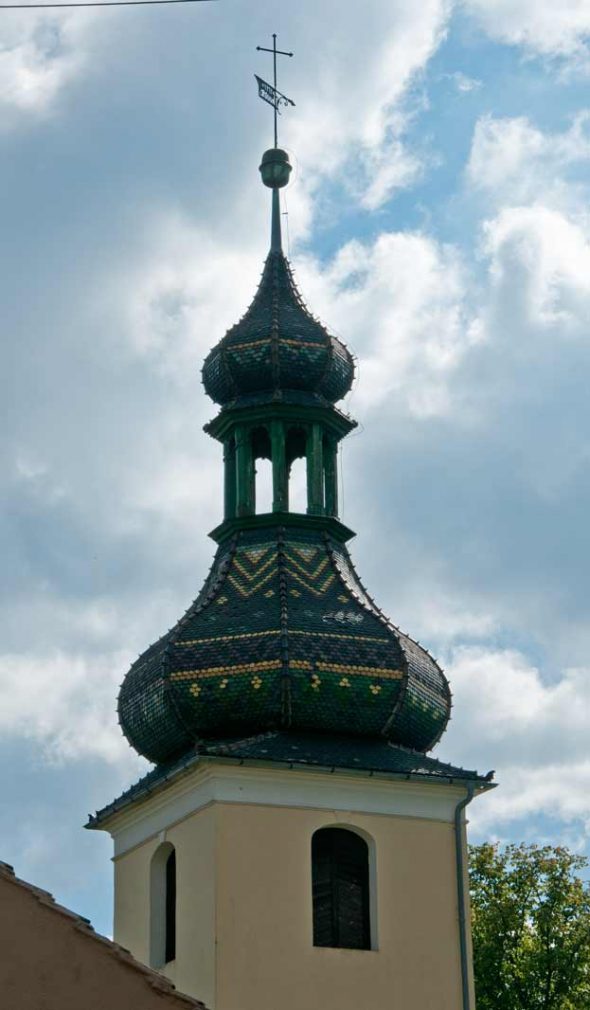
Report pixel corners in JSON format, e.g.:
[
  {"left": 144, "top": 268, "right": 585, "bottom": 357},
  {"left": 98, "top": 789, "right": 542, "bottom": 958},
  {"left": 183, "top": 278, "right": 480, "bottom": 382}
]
[
  {"left": 118, "top": 525, "right": 451, "bottom": 765},
  {"left": 202, "top": 251, "right": 355, "bottom": 407}
]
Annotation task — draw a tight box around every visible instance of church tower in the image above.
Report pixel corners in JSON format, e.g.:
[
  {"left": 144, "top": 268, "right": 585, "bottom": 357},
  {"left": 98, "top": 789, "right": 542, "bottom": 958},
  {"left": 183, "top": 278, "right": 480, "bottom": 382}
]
[{"left": 88, "top": 53, "right": 494, "bottom": 1010}]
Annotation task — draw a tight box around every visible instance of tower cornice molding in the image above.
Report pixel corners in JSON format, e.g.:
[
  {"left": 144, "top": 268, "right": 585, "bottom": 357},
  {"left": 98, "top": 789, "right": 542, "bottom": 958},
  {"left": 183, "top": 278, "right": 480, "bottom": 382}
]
[
  {"left": 208, "top": 513, "right": 355, "bottom": 545},
  {"left": 92, "top": 759, "right": 486, "bottom": 858},
  {"left": 204, "top": 400, "right": 357, "bottom": 443}
]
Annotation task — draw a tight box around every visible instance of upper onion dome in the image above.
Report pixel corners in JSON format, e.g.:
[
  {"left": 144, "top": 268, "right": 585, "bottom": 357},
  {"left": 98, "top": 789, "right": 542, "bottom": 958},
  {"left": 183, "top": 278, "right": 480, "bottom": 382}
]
[
  {"left": 202, "top": 251, "right": 355, "bottom": 408},
  {"left": 202, "top": 148, "right": 355, "bottom": 409}
]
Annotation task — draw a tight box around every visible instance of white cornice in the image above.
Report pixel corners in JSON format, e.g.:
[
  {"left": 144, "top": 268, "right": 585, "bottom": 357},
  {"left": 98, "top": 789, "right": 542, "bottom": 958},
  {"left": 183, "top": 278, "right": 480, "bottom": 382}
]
[{"left": 103, "top": 760, "right": 471, "bottom": 858}]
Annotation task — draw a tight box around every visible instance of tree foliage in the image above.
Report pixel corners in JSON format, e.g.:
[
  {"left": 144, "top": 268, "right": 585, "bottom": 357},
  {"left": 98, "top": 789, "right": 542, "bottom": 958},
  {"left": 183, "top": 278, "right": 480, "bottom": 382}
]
[{"left": 469, "top": 843, "right": 590, "bottom": 1010}]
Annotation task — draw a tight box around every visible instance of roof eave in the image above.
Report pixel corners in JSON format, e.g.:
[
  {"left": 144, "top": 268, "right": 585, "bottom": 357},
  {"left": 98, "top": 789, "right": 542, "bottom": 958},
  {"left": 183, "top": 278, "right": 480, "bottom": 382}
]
[
  {"left": 86, "top": 751, "right": 495, "bottom": 831},
  {"left": 204, "top": 399, "right": 357, "bottom": 442}
]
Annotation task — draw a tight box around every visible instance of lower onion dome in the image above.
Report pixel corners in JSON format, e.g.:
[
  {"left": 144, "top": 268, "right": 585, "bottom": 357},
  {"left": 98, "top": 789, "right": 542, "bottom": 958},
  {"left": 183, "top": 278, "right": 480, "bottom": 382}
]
[{"left": 118, "top": 524, "right": 451, "bottom": 766}]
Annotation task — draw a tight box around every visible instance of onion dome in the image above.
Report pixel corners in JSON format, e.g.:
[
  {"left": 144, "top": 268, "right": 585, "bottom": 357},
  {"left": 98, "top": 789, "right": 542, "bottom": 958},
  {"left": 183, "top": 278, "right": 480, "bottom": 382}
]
[
  {"left": 202, "top": 253, "right": 355, "bottom": 408},
  {"left": 118, "top": 526, "right": 451, "bottom": 766},
  {"left": 202, "top": 149, "right": 354, "bottom": 409},
  {"left": 117, "top": 145, "right": 452, "bottom": 769}
]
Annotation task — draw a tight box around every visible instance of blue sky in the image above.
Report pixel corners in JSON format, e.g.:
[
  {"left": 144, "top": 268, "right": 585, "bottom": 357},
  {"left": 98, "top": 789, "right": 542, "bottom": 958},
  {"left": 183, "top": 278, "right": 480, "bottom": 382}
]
[{"left": 2, "top": 0, "right": 590, "bottom": 936}]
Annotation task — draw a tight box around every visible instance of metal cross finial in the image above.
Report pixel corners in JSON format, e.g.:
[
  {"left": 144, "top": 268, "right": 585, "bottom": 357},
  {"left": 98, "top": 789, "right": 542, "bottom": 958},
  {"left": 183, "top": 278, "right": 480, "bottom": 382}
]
[{"left": 256, "top": 33, "right": 295, "bottom": 148}]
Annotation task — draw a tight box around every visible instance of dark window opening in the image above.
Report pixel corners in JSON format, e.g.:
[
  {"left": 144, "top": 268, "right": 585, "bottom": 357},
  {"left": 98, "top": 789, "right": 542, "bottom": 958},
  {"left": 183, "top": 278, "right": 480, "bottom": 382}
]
[
  {"left": 251, "top": 425, "right": 272, "bottom": 461},
  {"left": 286, "top": 426, "right": 307, "bottom": 466},
  {"left": 286, "top": 426, "right": 308, "bottom": 513},
  {"left": 165, "top": 849, "right": 176, "bottom": 963},
  {"left": 312, "top": 827, "right": 371, "bottom": 950}
]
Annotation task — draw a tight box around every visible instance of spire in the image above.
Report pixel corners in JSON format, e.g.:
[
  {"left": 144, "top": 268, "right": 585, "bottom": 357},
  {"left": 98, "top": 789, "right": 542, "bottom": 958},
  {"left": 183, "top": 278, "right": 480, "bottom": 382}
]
[
  {"left": 255, "top": 34, "right": 295, "bottom": 254},
  {"left": 271, "top": 189, "right": 281, "bottom": 253},
  {"left": 259, "top": 147, "right": 292, "bottom": 253},
  {"left": 255, "top": 33, "right": 295, "bottom": 150},
  {"left": 203, "top": 145, "right": 353, "bottom": 411},
  {"left": 116, "top": 49, "right": 452, "bottom": 770}
]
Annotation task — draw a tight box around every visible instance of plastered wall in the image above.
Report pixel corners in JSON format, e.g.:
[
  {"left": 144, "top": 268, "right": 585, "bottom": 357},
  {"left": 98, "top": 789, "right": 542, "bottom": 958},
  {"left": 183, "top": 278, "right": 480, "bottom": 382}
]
[
  {"left": 0, "top": 868, "right": 203, "bottom": 1010},
  {"left": 115, "top": 803, "right": 216, "bottom": 1010},
  {"left": 114, "top": 796, "right": 468, "bottom": 1010}
]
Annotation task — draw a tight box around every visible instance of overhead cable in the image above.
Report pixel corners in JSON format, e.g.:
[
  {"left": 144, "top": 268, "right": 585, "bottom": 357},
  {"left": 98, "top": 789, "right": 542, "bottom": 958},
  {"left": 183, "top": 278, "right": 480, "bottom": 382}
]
[{"left": 0, "top": 0, "right": 214, "bottom": 9}]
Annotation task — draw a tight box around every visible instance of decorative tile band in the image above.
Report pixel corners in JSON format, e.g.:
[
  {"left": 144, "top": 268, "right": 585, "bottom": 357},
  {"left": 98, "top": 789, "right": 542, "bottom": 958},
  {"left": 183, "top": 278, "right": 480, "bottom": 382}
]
[
  {"left": 233, "top": 552, "right": 276, "bottom": 581},
  {"left": 286, "top": 567, "right": 335, "bottom": 596},
  {"left": 315, "top": 662, "right": 404, "bottom": 679},
  {"left": 228, "top": 337, "right": 323, "bottom": 351},
  {"left": 177, "top": 630, "right": 282, "bottom": 648},
  {"left": 170, "top": 660, "right": 281, "bottom": 681},
  {"left": 227, "top": 568, "right": 276, "bottom": 597},
  {"left": 289, "top": 630, "right": 390, "bottom": 644},
  {"left": 283, "top": 551, "right": 327, "bottom": 580},
  {"left": 171, "top": 660, "right": 402, "bottom": 683}
]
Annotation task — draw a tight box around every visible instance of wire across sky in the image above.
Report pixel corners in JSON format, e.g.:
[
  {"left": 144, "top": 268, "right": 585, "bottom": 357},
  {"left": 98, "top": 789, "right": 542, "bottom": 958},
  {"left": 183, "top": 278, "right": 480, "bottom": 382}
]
[{"left": 0, "top": 0, "right": 214, "bottom": 9}]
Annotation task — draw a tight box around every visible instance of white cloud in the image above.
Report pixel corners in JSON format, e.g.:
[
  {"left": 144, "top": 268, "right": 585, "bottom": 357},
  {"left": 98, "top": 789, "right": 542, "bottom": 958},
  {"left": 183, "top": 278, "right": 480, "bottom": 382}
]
[
  {"left": 471, "top": 763, "right": 590, "bottom": 836},
  {"left": 297, "top": 230, "right": 480, "bottom": 416},
  {"left": 14, "top": 452, "right": 66, "bottom": 504},
  {"left": 463, "top": 0, "right": 590, "bottom": 62},
  {"left": 446, "top": 647, "right": 590, "bottom": 755},
  {"left": 395, "top": 588, "right": 498, "bottom": 643},
  {"left": 0, "top": 13, "right": 94, "bottom": 124},
  {"left": 0, "top": 647, "right": 145, "bottom": 766},
  {"left": 453, "top": 71, "right": 481, "bottom": 92},
  {"left": 287, "top": 0, "right": 450, "bottom": 216},
  {"left": 440, "top": 646, "right": 590, "bottom": 833},
  {"left": 121, "top": 215, "right": 264, "bottom": 382},
  {"left": 442, "top": 70, "right": 482, "bottom": 92},
  {"left": 467, "top": 113, "right": 590, "bottom": 208},
  {"left": 125, "top": 449, "right": 221, "bottom": 535},
  {"left": 360, "top": 139, "right": 423, "bottom": 212},
  {"left": 483, "top": 205, "right": 590, "bottom": 331}
]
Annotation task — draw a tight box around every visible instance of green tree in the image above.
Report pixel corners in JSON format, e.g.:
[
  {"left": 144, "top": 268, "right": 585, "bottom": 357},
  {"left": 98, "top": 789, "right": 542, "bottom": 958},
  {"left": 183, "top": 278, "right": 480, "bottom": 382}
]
[{"left": 469, "top": 843, "right": 590, "bottom": 1010}]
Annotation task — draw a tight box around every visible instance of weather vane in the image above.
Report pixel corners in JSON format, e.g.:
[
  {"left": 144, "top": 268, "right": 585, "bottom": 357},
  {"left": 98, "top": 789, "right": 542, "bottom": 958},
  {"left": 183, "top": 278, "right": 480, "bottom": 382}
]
[{"left": 255, "top": 34, "right": 295, "bottom": 149}]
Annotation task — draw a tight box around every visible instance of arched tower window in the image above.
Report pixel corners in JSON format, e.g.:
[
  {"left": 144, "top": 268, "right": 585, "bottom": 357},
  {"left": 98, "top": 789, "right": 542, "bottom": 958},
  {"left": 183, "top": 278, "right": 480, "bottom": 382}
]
[
  {"left": 252, "top": 425, "right": 273, "bottom": 514},
  {"left": 150, "top": 842, "right": 176, "bottom": 967},
  {"left": 220, "top": 419, "right": 345, "bottom": 521},
  {"left": 286, "top": 426, "right": 307, "bottom": 514},
  {"left": 165, "top": 849, "right": 176, "bottom": 963},
  {"left": 311, "top": 827, "right": 371, "bottom": 950}
]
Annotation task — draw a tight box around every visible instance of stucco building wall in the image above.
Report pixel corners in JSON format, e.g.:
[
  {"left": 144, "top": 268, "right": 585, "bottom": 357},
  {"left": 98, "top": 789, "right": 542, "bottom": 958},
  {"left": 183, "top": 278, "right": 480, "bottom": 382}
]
[
  {"left": 110, "top": 764, "right": 474, "bottom": 1010},
  {"left": 0, "top": 862, "right": 205, "bottom": 1010},
  {"left": 115, "top": 804, "right": 217, "bottom": 1010}
]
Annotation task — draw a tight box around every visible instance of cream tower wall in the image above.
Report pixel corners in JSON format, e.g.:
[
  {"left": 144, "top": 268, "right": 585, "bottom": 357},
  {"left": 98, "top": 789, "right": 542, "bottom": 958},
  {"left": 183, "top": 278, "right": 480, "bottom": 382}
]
[
  {"left": 114, "top": 805, "right": 217, "bottom": 1009},
  {"left": 106, "top": 761, "right": 476, "bottom": 1010}
]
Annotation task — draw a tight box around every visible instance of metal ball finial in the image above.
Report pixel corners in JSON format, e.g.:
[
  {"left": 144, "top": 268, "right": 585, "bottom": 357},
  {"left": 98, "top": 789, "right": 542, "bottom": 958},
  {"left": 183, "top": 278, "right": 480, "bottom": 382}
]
[{"left": 259, "top": 148, "right": 292, "bottom": 188}]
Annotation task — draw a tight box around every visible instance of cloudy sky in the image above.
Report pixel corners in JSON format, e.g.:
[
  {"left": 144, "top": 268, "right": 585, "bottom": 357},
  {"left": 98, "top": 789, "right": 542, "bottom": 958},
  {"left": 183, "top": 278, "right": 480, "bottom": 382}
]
[{"left": 2, "top": 0, "right": 590, "bottom": 936}]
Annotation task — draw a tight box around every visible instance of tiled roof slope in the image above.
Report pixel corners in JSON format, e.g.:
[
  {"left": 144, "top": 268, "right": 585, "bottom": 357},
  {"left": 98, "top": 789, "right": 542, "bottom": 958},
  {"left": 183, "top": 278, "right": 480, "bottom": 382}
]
[
  {"left": 0, "top": 861, "right": 207, "bottom": 1010},
  {"left": 118, "top": 522, "right": 452, "bottom": 765},
  {"left": 87, "top": 731, "right": 495, "bottom": 828},
  {"left": 202, "top": 251, "right": 355, "bottom": 408}
]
